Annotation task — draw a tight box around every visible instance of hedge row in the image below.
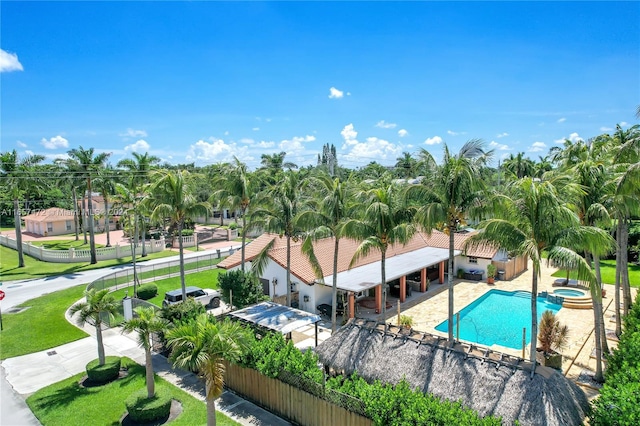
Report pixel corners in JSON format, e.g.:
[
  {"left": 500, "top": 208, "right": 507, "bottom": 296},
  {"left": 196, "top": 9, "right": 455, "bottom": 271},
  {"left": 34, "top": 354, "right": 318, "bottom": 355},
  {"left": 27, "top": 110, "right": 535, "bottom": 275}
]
[
  {"left": 590, "top": 294, "right": 640, "bottom": 425},
  {"left": 239, "top": 333, "right": 502, "bottom": 426}
]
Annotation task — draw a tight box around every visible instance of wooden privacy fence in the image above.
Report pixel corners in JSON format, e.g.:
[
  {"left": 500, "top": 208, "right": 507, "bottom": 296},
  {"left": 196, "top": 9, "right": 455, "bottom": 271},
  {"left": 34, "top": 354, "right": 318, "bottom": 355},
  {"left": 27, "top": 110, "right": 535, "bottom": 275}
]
[
  {"left": 493, "top": 255, "right": 528, "bottom": 281},
  {"left": 224, "top": 363, "right": 372, "bottom": 426}
]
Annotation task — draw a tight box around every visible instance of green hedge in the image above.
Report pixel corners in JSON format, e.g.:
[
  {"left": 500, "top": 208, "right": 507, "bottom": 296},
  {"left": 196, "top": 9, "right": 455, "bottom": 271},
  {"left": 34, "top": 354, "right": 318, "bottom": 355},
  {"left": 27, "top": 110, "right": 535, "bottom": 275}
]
[
  {"left": 125, "top": 388, "right": 172, "bottom": 423},
  {"left": 137, "top": 283, "right": 158, "bottom": 300},
  {"left": 590, "top": 294, "right": 640, "bottom": 425},
  {"left": 239, "top": 333, "right": 501, "bottom": 425},
  {"left": 86, "top": 356, "right": 121, "bottom": 384}
]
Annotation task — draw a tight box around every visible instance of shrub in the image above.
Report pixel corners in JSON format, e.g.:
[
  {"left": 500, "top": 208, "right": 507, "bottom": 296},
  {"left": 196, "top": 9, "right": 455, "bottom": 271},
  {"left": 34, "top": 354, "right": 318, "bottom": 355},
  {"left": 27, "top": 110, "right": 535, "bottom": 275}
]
[
  {"left": 125, "top": 388, "right": 172, "bottom": 423},
  {"left": 137, "top": 283, "right": 158, "bottom": 300},
  {"left": 86, "top": 356, "right": 121, "bottom": 384},
  {"left": 160, "top": 298, "right": 205, "bottom": 324},
  {"left": 218, "top": 270, "right": 267, "bottom": 309},
  {"left": 229, "top": 222, "right": 238, "bottom": 230},
  {"left": 399, "top": 315, "right": 413, "bottom": 328},
  {"left": 180, "top": 229, "right": 194, "bottom": 236}
]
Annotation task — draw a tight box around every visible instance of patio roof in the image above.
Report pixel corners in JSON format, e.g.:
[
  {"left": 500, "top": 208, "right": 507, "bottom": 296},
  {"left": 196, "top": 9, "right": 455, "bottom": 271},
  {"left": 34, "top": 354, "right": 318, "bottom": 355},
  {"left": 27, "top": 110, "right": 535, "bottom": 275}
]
[
  {"left": 228, "top": 301, "right": 321, "bottom": 335},
  {"left": 318, "top": 246, "right": 459, "bottom": 293}
]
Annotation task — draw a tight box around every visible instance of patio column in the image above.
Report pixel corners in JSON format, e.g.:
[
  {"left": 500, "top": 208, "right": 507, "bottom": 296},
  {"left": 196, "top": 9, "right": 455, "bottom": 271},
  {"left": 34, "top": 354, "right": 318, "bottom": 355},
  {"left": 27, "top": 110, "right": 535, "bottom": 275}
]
[
  {"left": 439, "top": 261, "right": 445, "bottom": 284},
  {"left": 375, "top": 285, "right": 382, "bottom": 314},
  {"left": 348, "top": 292, "right": 355, "bottom": 319},
  {"left": 400, "top": 276, "right": 407, "bottom": 303},
  {"left": 420, "top": 268, "right": 427, "bottom": 292}
]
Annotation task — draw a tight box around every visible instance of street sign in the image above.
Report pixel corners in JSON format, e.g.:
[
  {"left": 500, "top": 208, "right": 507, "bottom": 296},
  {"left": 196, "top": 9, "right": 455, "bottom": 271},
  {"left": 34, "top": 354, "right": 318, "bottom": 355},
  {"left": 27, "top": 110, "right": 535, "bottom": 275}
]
[{"left": 0, "top": 290, "right": 5, "bottom": 301}]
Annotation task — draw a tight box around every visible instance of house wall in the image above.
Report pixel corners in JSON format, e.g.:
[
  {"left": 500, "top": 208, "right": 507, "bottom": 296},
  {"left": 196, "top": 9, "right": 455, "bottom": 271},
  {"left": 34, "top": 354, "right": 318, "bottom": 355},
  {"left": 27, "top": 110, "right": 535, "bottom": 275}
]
[
  {"left": 455, "top": 256, "right": 491, "bottom": 279},
  {"left": 25, "top": 218, "right": 74, "bottom": 236}
]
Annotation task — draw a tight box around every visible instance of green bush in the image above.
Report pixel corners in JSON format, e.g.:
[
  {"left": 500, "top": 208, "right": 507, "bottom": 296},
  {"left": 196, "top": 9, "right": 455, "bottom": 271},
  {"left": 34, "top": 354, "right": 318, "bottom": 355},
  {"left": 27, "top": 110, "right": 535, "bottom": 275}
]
[
  {"left": 137, "top": 283, "right": 158, "bottom": 300},
  {"left": 125, "top": 388, "right": 172, "bottom": 423},
  {"left": 590, "top": 294, "right": 640, "bottom": 425},
  {"left": 229, "top": 222, "right": 238, "bottom": 230},
  {"left": 180, "top": 229, "right": 194, "bottom": 236},
  {"left": 160, "top": 298, "right": 206, "bottom": 324},
  {"left": 86, "top": 356, "right": 121, "bottom": 384},
  {"left": 218, "top": 270, "right": 267, "bottom": 309}
]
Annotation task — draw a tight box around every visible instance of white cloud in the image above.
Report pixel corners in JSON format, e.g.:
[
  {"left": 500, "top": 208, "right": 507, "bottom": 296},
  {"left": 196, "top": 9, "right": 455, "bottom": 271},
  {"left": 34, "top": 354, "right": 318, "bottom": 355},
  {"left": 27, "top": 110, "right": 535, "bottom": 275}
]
[
  {"left": 343, "top": 136, "right": 401, "bottom": 163},
  {"left": 375, "top": 120, "right": 397, "bottom": 129},
  {"left": 341, "top": 124, "right": 358, "bottom": 146},
  {"left": 119, "top": 128, "right": 147, "bottom": 138},
  {"left": 258, "top": 141, "right": 275, "bottom": 148},
  {"left": 554, "top": 132, "right": 583, "bottom": 144},
  {"left": 25, "top": 150, "right": 34, "bottom": 156},
  {"left": 497, "top": 132, "right": 509, "bottom": 138},
  {"left": 0, "top": 49, "right": 23, "bottom": 72},
  {"left": 279, "top": 135, "right": 316, "bottom": 152},
  {"left": 44, "top": 153, "right": 69, "bottom": 162},
  {"left": 40, "top": 135, "right": 69, "bottom": 149},
  {"left": 328, "top": 87, "right": 344, "bottom": 99},
  {"left": 557, "top": 117, "right": 567, "bottom": 123},
  {"left": 424, "top": 136, "right": 443, "bottom": 145},
  {"left": 489, "top": 140, "right": 510, "bottom": 151},
  {"left": 447, "top": 130, "right": 459, "bottom": 136},
  {"left": 17, "top": 141, "right": 27, "bottom": 148},
  {"left": 252, "top": 127, "right": 260, "bottom": 131},
  {"left": 600, "top": 126, "right": 613, "bottom": 132},
  {"left": 124, "top": 139, "right": 150, "bottom": 152},
  {"left": 186, "top": 138, "right": 241, "bottom": 163},
  {"left": 528, "top": 141, "right": 547, "bottom": 152},
  {"left": 620, "top": 121, "right": 628, "bottom": 127},
  {"left": 398, "top": 129, "right": 409, "bottom": 137},
  {"left": 239, "top": 138, "right": 255, "bottom": 145}
]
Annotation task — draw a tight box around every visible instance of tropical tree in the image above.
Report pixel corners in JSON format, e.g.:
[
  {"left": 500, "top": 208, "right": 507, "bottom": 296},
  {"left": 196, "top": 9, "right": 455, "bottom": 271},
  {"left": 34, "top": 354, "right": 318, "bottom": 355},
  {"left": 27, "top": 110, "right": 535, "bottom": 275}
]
[
  {"left": 407, "top": 139, "right": 492, "bottom": 345},
  {"left": 165, "top": 315, "right": 250, "bottom": 426},
  {"left": 0, "top": 150, "right": 45, "bottom": 267},
  {"left": 69, "top": 288, "right": 120, "bottom": 365},
  {"left": 342, "top": 182, "right": 416, "bottom": 317},
  {"left": 93, "top": 164, "right": 118, "bottom": 247},
  {"left": 251, "top": 171, "right": 305, "bottom": 307},
  {"left": 150, "top": 170, "right": 211, "bottom": 302},
  {"left": 466, "top": 177, "right": 613, "bottom": 380},
  {"left": 67, "top": 146, "right": 111, "bottom": 264},
  {"left": 211, "top": 158, "right": 257, "bottom": 272},
  {"left": 503, "top": 152, "right": 535, "bottom": 180},
  {"left": 395, "top": 152, "right": 417, "bottom": 178},
  {"left": 114, "top": 180, "right": 143, "bottom": 294},
  {"left": 55, "top": 158, "right": 84, "bottom": 241},
  {"left": 298, "top": 174, "right": 352, "bottom": 332},
  {"left": 122, "top": 306, "right": 168, "bottom": 398}
]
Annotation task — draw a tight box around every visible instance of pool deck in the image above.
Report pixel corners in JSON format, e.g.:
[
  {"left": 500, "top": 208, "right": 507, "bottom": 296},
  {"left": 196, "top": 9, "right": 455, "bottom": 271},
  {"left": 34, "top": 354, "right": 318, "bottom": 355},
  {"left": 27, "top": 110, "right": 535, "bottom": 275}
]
[{"left": 359, "top": 262, "right": 635, "bottom": 399}]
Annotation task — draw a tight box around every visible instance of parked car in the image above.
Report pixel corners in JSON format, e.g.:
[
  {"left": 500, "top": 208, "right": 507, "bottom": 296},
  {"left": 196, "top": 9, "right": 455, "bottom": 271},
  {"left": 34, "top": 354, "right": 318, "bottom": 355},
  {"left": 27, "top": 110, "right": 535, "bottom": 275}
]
[{"left": 162, "top": 286, "right": 221, "bottom": 309}]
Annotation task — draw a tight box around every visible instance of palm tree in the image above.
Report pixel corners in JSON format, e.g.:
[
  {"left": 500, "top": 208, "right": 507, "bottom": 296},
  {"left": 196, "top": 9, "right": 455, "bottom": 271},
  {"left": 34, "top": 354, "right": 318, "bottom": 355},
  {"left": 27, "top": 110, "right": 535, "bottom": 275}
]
[
  {"left": 342, "top": 182, "right": 416, "bottom": 317},
  {"left": 67, "top": 146, "right": 111, "bottom": 264},
  {"left": 503, "top": 152, "right": 535, "bottom": 180},
  {"left": 122, "top": 306, "right": 168, "bottom": 398},
  {"left": 395, "top": 152, "right": 417, "bottom": 178},
  {"left": 298, "top": 174, "right": 352, "bottom": 332},
  {"left": 166, "top": 315, "right": 250, "bottom": 426},
  {"left": 55, "top": 158, "right": 84, "bottom": 241},
  {"left": 150, "top": 170, "right": 211, "bottom": 302},
  {"left": 251, "top": 171, "right": 304, "bottom": 307},
  {"left": 69, "top": 288, "right": 120, "bottom": 365},
  {"left": 0, "top": 150, "right": 45, "bottom": 267},
  {"left": 212, "top": 158, "right": 256, "bottom": 272},
  {"left": 466, "top": 177, "right": 613, "bottom": 380},
  {"left": 407, "top": 139, "right": 491, "bottom": 345},
  {"left": 93, "top": 164, "right": 118, "bottom": 247},
  {"left": 114, "top": 180, "right": 143, "bottom": 294}
]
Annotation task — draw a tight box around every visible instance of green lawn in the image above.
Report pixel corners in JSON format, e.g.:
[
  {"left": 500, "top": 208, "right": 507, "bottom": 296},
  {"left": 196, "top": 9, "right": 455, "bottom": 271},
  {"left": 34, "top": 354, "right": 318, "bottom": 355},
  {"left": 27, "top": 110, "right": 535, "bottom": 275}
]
[
  {"left": 0, "top": 284, "right": 88, "bottom": 360},
  {"left": 26, "top": 358, "right": 240, "bottom": 426},
  {"left": 30, "top": 240, "right": 104, "bottom": 250},
  {"left": 110, "top": 268, "right": 224, "bottom": 307},
  {"left": 0, "top": 245, "right": 176, "bottom": 282},
  {"left": 552, "top": 259, "right": 640, "bottom": 288}
]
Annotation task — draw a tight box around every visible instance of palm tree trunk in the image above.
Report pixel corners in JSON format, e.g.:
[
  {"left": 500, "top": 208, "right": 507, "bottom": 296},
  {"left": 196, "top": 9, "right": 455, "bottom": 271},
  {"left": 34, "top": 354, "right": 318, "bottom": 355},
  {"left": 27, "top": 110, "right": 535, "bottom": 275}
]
[
  {"left": 178, "top": 220, "right": 187, "bottom": 302},
  {"left": 132, "top": 216, "right": 139, "bottom": 296},
  {"left": 621, "top": 219, "right": 631, "bottom": 315},
  {"left": 286, "top": 235, "right": 291, "bottom": 307},
  {"left": 331, "top": 238, "right": 340, "bottom": 333},
  {"left": 104, "top": 196, "right": 111, "bottom": 247},
  {"left": 615, "top": 219, "right": 622, "bottom": 337},
  {"left": 87, "top": 177, "right": 97, "bottom": 264},
  {"left": 590, "top": 279, "right": 604, "bottom": 382},
  {"left": 82, "top": 196, "right": 88, "bottom": 244},
  {"left": 145, "top": 347, "right": 155, "bottom": 398},
  {"left": 96, "top": 322, "right": 106, "bottom": 365},
  {"left": 530, "top": 264, "right": 539, "bottom": 376},
  {"left": 13, "top": 198, "right": 25, "bottom": 268},
  {"left": 448, "top": 227, "right": 455, "bottom": 346},
  {"left": 73, "top": 187, "right": 79, "bottom": 241},
  {"left": 381, "top": 248, "right": 387, "bottom": 317},
  {"left": 206, "top": 385, "right": 217, "bottom": 426},
  {"left": 240, "top": 207, "right": 247, "bottom": 272},
  {"left": 594, "top": 253, "right": 609, "bottom": 356},
  {"left": 141, "top": 215, "right": 147, "bottom": 257}
]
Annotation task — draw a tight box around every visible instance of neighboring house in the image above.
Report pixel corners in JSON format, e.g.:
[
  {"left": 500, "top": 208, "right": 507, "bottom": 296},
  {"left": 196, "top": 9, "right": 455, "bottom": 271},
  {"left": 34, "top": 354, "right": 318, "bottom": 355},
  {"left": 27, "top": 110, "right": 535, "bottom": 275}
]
[
  {"left": 219, "top": 230, "right": 523, "bottom": 317},
  {"left": 78, "top": 194, "right": 120, "bottom": 232},
  {"left": 23, "top": 207, "right": 76, "bottom": 236}
]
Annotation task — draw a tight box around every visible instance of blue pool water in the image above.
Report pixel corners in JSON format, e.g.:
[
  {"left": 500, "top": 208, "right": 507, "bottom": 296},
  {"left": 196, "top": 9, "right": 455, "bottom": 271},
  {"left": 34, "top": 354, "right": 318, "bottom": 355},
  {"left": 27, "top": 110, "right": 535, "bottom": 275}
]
[
  {"left": 435, "top": 289, "right": 562, "bottom": 349},
  {"left": 554, "top": 289, "right": 586, "bottom": 297}
]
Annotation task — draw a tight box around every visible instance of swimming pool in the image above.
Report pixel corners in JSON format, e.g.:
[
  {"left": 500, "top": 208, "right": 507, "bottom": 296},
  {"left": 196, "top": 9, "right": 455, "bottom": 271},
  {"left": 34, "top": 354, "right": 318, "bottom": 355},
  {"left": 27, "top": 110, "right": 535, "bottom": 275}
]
[
  {"left": 553, "top": 289, "right": 586, "bottom": 297},
  {"left": 434, "top": 289, "right": 562, "bottom": 350}
]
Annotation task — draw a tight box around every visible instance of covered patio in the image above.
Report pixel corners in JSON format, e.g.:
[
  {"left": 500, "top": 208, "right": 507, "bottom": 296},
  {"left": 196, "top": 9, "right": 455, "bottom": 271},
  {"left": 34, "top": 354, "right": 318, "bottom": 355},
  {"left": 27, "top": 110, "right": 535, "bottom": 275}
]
[{"left": 316, "top": 245, "right": 458, "bottom": 318}]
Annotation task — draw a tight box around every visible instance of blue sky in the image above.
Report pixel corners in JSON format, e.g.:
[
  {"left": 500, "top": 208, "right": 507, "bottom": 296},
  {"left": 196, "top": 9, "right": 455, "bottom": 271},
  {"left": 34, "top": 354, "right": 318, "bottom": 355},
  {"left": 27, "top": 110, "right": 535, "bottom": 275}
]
[{"left": 1, "top": 1, "right": 638, "bottom": 170}]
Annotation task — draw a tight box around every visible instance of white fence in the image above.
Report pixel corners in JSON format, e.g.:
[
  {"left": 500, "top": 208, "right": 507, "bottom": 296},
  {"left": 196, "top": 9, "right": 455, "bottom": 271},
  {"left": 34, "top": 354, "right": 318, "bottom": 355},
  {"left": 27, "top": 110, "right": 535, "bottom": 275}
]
[{"left": 0, "top": 234, "right": 166, "bottom": 263}]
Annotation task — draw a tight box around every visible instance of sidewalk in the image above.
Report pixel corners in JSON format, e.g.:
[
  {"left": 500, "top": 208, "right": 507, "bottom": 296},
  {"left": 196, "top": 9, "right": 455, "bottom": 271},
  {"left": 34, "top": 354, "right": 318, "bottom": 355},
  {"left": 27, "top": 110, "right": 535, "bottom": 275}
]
[{"left": 2, "top": 309, "right": 291, "bottom": 426}]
